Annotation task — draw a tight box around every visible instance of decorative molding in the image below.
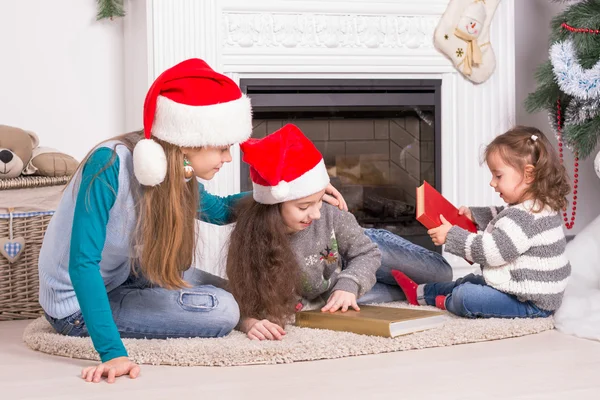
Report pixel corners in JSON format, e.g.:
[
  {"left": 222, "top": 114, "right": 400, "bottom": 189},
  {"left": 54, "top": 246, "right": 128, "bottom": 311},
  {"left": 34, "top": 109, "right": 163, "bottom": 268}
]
[
  {"left": 220, "top": 0, "right": 450, "bottom": 16},
  {"left": 223, "top": 13, "right": 438, "bottom": 50}
]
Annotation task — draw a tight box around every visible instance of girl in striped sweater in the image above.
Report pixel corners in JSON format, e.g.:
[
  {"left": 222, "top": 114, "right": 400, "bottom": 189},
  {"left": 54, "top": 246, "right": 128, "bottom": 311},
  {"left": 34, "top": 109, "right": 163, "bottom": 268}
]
[{"left": 393, "top": 126, "right": 572, "bottom": 318}]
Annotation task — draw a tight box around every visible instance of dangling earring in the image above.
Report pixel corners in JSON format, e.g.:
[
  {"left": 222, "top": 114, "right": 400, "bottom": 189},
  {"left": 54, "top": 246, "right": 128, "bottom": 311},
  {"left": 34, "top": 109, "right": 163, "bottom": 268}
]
[{"left": 183, "top": 157, "right": 195, "bottom": 183}]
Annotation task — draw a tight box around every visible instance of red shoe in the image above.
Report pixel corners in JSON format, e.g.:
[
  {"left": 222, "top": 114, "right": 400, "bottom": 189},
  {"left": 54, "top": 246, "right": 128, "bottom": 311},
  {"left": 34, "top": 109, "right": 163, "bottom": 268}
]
[{"left": 391, "top": 270, "right": 419, "bottom": 306}]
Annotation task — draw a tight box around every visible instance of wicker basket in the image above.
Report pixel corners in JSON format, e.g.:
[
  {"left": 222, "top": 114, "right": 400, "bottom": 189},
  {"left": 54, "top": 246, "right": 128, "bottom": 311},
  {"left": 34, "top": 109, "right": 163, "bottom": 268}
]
[{"left": 0, "top": 176, "right": 70, "bottom": 321}]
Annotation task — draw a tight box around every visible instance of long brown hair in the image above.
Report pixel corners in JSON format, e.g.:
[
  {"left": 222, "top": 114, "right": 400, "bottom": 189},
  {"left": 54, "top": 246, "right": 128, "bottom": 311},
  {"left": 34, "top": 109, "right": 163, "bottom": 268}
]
[
  {"left": 70, "top": 130, "right": 198, "bottom": 289},
  {"left": 226, "top": 197, "right": 302, "bottom": 326},
  {"left": 484, "top": 126, "right": 570, "bottom": 212}
]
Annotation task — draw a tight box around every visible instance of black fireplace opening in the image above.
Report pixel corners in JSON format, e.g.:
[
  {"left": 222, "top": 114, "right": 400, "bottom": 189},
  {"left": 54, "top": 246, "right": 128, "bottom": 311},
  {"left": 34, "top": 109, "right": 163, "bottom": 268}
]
[{"left": 240, "top": 79, "right": 442, "bottom": 253}]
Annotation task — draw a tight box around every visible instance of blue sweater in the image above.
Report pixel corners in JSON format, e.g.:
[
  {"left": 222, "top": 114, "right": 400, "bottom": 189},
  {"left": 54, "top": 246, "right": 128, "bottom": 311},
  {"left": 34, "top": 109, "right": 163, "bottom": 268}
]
[{"left": 38, "top": 142, "right": 247, "bottom": 362}]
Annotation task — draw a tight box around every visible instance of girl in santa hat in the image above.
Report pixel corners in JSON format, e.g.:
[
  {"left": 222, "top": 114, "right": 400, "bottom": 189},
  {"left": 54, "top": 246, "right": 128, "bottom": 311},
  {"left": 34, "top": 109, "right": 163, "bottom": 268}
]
[
  {"left": 37, "top": 59, "right": 346, "bottom": 383},
  {"left": 227, "top": 124, "right": 452, "bottom": 341}
]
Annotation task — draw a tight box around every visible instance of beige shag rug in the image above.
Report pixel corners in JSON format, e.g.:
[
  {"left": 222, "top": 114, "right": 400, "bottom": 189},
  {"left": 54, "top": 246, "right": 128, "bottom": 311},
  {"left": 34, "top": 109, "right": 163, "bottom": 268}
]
[{"left": 23, "top": 303, "right": 554, "bottom": 366}]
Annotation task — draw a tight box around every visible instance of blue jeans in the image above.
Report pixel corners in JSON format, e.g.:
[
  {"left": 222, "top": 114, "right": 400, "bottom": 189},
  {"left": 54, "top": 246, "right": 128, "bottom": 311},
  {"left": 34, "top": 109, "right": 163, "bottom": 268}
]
[
  {"left": 357, "top": 229, "right": 453, "bottom": 304},
  {"left": 420, "top": 273, "right": 553, "bottom": 318},
  {"left": 45, "top": 272, "right": 240, "bottom": 340}
]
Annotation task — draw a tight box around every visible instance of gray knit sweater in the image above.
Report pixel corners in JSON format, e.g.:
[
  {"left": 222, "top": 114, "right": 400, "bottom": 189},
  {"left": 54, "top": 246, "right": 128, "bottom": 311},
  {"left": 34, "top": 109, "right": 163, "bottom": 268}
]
[
  {"left": 289, "top": 203, "right": 381, "bottom": 305},
  {"left": 445, "top": 200, "right": 571, "bottom": 311}
]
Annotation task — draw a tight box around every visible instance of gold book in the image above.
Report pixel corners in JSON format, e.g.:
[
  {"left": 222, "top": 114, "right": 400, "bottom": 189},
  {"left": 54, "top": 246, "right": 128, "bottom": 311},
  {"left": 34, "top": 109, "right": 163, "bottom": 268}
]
[{"left": 295, "top": 305, "right": 447, "bottom": 338}]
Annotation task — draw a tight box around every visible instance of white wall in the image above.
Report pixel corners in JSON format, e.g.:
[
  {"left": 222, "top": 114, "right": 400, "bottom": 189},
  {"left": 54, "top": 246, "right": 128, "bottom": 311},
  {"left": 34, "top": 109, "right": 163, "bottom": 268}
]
[
  {"left": 0, "top": 0, "right": 125, "bottom": 161},
  {"left": 123, "top": 0, "right": 150, "bottom": 132},
  {"left": 515, "top": 0, "right": 600, "bottom": 236}
]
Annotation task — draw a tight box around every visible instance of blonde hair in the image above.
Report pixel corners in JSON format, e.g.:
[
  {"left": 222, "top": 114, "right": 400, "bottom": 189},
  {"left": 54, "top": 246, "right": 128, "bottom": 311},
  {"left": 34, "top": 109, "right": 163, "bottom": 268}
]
[
  {"left": 69, "top": 131, "right": 198, "bottom": 289},
  {"left": 484, "top": 126, "right": 571, "bottom": 212}
]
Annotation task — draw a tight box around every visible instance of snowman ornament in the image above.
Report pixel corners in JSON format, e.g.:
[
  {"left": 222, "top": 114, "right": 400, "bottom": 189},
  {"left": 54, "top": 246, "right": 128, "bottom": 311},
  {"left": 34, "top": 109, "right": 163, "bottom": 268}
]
[
  {"left": 433, "top": 0, "right": 499, "bottom": 83},
  {"left": 454, "top": 2, "right": 487, "bottom": 76}
]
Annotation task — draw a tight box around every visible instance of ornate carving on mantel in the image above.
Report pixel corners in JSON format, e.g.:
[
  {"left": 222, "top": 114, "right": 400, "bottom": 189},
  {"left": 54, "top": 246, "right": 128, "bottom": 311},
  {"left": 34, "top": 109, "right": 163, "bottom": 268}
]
[{"left": 223, "top": 13, "right": 438, "bottom": 49}]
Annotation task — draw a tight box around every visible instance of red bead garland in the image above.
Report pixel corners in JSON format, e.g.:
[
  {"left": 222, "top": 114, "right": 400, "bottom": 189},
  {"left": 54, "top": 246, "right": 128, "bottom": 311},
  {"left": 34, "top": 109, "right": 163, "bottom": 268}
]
[
  {"left": 556, "top": 98, "right": 578, "bottom": 230},
  {"left": 561, "top": 22, "right": 600, "bottom": 34},
  {"left": 554, "top": 21, "right": 593, "bottom": 229}
]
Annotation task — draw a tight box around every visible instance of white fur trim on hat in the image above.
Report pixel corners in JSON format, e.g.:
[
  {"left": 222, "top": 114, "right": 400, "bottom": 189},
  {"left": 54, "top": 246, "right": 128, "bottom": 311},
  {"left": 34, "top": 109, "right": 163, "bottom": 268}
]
[
  {"left": 133, "top": 138, "right": 168, "bottom": 186},
  {"left": 152, "top": 94, "right": 252, "bottom": 147},
  {"left": 253, "top": 159, "right": 330, "bottom": 205},
  {"left": 271, "top": 181, "right": 291, "bottom": 201}
]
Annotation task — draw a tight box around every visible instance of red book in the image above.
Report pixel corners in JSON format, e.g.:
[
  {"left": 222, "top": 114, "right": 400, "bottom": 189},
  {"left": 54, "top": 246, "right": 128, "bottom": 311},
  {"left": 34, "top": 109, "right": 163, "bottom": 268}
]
[{"left": 416, "top": 181, "right": 477, "bottom": 234}]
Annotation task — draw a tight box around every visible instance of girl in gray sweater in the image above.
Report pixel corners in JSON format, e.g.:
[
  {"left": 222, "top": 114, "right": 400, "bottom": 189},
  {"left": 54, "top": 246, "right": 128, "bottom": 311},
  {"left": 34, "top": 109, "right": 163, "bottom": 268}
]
[
  {"left": 226, "top": 124, "right": 452, "bottom": 340},
  {"left": 393, "top": 126, "right": 572, "bottom": 318}
]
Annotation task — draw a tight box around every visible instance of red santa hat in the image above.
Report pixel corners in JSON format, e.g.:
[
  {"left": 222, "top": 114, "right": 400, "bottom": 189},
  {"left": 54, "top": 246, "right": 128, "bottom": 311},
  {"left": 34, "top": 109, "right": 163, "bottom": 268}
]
[
  {"left": 133, "top": 58, "right": 252, "bottom": 186},
  {"left": 240, "top": 124, "right": 330, "bottom": 204}
]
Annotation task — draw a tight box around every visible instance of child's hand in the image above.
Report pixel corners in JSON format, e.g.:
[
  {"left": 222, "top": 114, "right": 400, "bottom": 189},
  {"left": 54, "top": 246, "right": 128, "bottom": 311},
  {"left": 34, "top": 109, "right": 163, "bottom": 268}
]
[
  {"left": 244, "top": 318, "right": 286, "bottom": 341},
  {"left": 81, "top": 356, "right": 140, "bottom": 384},
  {"left": 458, "top": 206, "right": 474, "bottom": 222},
  {"left": 322, "top": 290, "right": 360, "bottom": 313},
  {"left": 428, "top": 214, "right": 453, "bottom": 246},
  {"left": 323, "top": 183, "right": 348, "bottom": 211}
]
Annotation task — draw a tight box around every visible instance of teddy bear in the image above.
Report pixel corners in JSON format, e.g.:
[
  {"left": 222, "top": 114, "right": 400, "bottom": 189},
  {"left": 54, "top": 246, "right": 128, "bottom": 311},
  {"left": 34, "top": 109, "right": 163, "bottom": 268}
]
[{"left": 0, "top": 124, "right": 78, "bottom": 179}]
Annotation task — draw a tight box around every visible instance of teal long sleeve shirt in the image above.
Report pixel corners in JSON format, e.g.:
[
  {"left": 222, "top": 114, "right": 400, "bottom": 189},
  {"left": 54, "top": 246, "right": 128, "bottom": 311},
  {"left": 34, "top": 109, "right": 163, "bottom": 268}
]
[{"left": 69, "top": 148, "right": 248, "bottom": 362}]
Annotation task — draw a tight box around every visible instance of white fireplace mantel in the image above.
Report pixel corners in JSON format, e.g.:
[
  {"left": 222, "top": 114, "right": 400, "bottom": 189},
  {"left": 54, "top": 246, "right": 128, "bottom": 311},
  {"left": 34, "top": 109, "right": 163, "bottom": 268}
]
[{"left": 124, "top": 0, "right": 516, "bottom": 275}]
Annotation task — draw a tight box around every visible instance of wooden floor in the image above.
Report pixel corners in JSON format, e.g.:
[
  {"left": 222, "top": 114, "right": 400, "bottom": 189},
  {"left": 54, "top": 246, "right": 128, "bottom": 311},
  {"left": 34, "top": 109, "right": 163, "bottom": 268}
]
[{"left": 2, "top": 319, "right": 599, "bottom": 399}]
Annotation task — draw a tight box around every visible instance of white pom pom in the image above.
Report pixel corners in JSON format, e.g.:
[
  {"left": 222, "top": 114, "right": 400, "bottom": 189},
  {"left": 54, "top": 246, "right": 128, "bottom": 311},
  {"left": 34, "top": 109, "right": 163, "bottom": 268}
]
[
  {"left": 133, "top": 139, "right": 167, "bottom": 186},
  {"left": 271, "top": 181, "right": 290, "bottom": 201},
  {"left": 595, "top": 150, "right": 600, "bottom": 180}
]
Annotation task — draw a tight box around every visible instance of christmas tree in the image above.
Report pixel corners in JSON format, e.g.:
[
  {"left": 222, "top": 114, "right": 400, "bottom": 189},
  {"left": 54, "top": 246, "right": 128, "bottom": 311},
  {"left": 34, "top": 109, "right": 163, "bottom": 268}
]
[{"left": 525, "top": 0, "right": 600, "bottom": 229}]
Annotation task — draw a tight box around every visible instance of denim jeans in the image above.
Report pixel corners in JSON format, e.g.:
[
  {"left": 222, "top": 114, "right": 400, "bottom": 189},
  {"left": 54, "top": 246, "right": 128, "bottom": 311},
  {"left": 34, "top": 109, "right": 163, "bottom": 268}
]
[
  {"left": 45, "top": 272, "right": 240, "bottom": 340},
  {"left": 420, "top": 273, "right": 553, "bottom": 319},
  {"left": 357, "top": 228, "right": 453, "bottom": 304}
]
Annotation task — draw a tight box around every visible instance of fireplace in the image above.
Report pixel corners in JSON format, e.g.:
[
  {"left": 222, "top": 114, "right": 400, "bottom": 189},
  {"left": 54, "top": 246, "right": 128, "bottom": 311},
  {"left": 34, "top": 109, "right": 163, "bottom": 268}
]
[{"left": 240, "top": 79, "right": 442, "bottom": 252}]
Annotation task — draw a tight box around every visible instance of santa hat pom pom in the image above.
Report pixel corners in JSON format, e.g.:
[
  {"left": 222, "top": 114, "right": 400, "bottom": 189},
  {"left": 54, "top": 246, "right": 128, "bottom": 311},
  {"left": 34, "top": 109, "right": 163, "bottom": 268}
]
[
  {"left": 133, "top": 138, "right": 168, "bottom": 186},
  {"left": 271, "top": 181, "right": 290, "bottom": 201}
]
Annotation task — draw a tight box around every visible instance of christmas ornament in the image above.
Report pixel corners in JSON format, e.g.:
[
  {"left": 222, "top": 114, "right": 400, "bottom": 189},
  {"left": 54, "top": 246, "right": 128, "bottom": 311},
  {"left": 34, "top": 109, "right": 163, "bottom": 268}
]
[
  {"left": 551, "top": 39, "right": 600, "bottom": 100},
  {"left": 565, "top": 97, "right": 600, "bottom": 125},
  {"left": 556, "top": 99, "right": 579, "bottom": 230},
  {"left": 183, "top": 158, "right": 194, "bottom": 182},
  {"left": 547, "top": 97, "right": 575, "bottom": 151},
  {"left": 561, "top": 22, "right": 600, "bottom": 34},
  {"left": 433, "top": 0, "right": 500, "bottom": 83}
]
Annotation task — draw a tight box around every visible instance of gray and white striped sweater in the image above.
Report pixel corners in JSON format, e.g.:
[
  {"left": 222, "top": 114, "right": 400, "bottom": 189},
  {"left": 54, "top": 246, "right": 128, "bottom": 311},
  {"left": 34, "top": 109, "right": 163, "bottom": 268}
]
[{"left": 445, "top": 201, "right": 571, "bottom": 311}]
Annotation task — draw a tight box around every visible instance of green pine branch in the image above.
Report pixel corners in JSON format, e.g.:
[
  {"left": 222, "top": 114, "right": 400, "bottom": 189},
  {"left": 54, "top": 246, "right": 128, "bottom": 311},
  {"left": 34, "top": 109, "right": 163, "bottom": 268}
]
[
  {"left": 525, "top": 0, "right": 600, "bottom": 159},
  {"left": 564, "top": 117, "right": 600, "bottom": 159},
  {"left": 96, "top": 0, "right": 125, "bottom": 21},
  {"left": 550, "top": 0, "right": 600, "bottom": 68},
  {"left": 525, "top": 61, "right": 565, "bottom": 113}
]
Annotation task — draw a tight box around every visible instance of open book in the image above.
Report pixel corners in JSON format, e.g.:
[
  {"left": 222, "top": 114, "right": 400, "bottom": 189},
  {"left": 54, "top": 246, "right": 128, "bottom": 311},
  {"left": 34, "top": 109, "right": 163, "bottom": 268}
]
[{"left": 295, "top": 305, "right": 447, "bottom": 338}]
